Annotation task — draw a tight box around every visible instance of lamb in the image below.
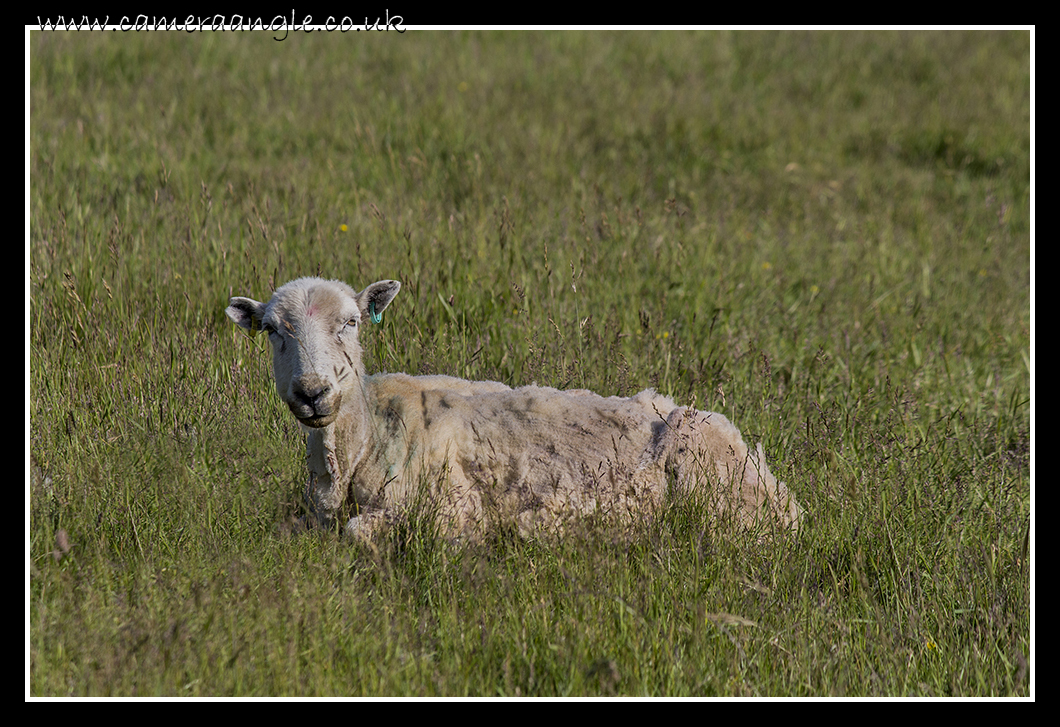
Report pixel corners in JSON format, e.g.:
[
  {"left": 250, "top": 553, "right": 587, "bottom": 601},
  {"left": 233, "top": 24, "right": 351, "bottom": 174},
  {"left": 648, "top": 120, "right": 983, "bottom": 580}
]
[{"left": 226, "top": 276, "right": 802, "bottom": 540}]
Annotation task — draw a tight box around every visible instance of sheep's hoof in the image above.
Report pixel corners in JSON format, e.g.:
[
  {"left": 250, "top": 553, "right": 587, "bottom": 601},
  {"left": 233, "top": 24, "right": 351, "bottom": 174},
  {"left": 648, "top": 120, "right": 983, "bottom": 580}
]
[
  {"left": 345, "top": 516, "right": 362, "bottom": 535},
  {"left": 345, "top": 515, "right": 374, "bottom": 540}
]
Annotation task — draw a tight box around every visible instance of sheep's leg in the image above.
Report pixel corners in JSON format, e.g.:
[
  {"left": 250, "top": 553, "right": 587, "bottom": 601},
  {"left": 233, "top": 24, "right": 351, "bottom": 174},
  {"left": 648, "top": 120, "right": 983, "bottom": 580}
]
[{"left": 345, "top": 510, "right": 388, "bottom": 540}]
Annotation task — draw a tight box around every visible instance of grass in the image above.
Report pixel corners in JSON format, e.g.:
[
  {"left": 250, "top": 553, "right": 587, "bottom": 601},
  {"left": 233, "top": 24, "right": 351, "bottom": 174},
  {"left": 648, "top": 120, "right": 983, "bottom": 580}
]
[{"left": 28, "top": 29, "right": 1030, "bottom": 697}]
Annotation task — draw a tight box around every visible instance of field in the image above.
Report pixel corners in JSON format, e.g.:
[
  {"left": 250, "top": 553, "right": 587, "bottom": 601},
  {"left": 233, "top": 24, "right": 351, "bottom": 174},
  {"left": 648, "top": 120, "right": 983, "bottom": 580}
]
[{"left": 28, "top": 29, "right": 1031, "bottom": 697}]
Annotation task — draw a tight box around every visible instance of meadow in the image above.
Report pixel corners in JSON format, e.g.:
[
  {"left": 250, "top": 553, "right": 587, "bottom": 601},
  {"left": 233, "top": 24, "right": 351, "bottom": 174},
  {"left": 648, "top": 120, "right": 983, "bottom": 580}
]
[{"left": 28, "top": 29, "right": 1031, "bottom": 697}]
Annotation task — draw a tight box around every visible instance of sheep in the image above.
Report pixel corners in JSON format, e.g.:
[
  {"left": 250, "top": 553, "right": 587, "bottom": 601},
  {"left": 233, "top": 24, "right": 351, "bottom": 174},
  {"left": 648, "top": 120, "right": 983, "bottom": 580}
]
[{"left": 226, "top": 276, "right": 802, "bottom": 541}]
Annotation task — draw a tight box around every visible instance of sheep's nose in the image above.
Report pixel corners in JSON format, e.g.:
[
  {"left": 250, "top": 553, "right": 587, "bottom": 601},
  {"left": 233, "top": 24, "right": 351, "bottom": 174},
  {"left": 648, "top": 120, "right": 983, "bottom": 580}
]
[{"left": 293, "top": 381, "right": 331, "bottom": 411}]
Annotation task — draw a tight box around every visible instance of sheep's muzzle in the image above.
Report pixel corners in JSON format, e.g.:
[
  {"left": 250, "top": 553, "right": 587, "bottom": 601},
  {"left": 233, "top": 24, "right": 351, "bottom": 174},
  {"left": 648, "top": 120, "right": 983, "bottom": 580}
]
[{"left": 287, "top": 380, "right": 342, "bottom": 428}]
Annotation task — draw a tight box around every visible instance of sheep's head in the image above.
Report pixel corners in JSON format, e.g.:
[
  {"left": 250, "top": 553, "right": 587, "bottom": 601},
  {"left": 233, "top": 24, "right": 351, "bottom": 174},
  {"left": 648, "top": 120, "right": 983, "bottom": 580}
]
[{"left": 226, "top": 277, "right": 401, "bottom": 428}]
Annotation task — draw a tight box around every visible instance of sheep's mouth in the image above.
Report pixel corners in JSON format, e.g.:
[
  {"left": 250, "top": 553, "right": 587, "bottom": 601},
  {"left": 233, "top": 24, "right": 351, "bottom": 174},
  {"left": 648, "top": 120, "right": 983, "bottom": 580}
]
[
  {"left": 295, "top": 412, "right": 338, "bottom": 428},
  {"left": 286, "top": 388, "right": 342, "bottom": 428},
  {"left": 287, "top": 401, "right": 339, "bottom": 428}
]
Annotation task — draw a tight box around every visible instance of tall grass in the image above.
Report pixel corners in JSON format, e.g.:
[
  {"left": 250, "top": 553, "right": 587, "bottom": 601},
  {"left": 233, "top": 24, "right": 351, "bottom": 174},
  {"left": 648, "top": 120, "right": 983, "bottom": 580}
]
[{"left": 29, "top": 29, "right": 1030, "bottom": 697}]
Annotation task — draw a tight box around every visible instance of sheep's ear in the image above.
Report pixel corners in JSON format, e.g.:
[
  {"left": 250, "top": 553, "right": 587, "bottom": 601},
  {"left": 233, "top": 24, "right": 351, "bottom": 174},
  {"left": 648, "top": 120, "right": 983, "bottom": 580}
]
[
  {"left": 357, "top": 280, "right": 401, "bottom": 324},
  {"left": 226, "top": 297, "right": 267, "bottom": 332}
]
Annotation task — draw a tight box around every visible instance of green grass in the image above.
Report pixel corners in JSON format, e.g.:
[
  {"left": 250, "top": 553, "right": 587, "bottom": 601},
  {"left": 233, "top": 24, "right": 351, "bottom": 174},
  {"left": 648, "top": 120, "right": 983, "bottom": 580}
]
[{"left": 29, "top": 29, "right": 1030, "bottom": 697}]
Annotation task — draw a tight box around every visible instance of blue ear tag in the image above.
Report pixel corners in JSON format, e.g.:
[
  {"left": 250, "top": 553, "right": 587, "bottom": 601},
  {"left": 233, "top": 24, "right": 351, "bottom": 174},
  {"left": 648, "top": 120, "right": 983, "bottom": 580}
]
[{"left": 368, "top": 301, "right": 383, "bottom": 324}]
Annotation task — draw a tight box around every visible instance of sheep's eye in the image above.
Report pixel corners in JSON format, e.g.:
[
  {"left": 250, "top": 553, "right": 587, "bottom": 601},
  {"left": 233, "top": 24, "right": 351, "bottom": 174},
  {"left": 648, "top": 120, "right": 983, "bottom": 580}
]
[{"left": 345, "top": 318, "right": 359, "bottom": 328}]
